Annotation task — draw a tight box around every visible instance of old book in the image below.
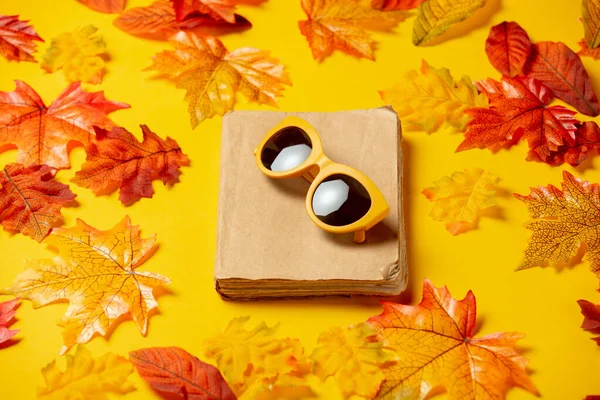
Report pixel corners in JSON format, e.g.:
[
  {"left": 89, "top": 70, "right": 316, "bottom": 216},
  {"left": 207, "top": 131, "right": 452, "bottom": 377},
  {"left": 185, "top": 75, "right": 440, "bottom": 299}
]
[{"left": 215, "top": 107, "right": 406, "bottom": 299}]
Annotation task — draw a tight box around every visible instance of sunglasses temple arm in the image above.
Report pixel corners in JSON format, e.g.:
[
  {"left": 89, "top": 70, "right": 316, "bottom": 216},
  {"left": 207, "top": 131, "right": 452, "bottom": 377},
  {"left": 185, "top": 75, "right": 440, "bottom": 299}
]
[{"left": 353, "top": 229, "right": 366, "bottom": 244}]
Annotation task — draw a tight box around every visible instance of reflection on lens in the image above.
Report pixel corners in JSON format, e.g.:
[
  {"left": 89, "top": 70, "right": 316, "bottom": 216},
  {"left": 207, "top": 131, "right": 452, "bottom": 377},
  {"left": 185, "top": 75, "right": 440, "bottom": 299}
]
[
  {"left": 261, "top": 126, "right": 312, "bottom": 171},
  {"left": 312, "top": 174, "right": 371, "bottom": 226}
]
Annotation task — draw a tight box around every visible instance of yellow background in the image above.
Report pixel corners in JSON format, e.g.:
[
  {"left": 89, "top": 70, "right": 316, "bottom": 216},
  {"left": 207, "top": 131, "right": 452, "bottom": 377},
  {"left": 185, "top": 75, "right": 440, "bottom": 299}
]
[{"left": 0, "top": 0, "right": 599, "bottom": 398}]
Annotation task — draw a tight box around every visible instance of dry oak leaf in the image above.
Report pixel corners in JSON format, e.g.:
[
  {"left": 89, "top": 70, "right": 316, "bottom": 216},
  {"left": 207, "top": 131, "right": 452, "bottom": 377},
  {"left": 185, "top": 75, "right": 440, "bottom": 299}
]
[
  {"left": 412, "top": 0, "right": 486, "bottom": 46},
  {"left": 130, "top": 347, "right": 237, "bottom": 400},
  {"left": 524, "top": 41, "right": 600, "bottom": 116},
  {"left": 1, "top": 216, "right": 170, "bottom": 354},
  {"left": 578, "top": 299, "right": 600, "bottom": 346},
  {"left": 372, "top": 0, "right": 425, "bottom": 10},
  {"left": 457, "top": 76, "right": 579, "bottom": 165},
  {"left": 0, "top": 15, "right": 44, "bottom": 62},
  {"left": 41, "top": 25, "right": 107, "bottom": 84},
  {"left": 583, "top": 0, "right": 600, "bottom": 49},
  {"left": 0, "top": 298, "right": 19, "bottom": 344},
  {"left": 422, "top": 168, "right": 498, "bottom": 236},
  {"left": 147, "top": 32, "right": 291, "bottom": 128},
  {"left": 485, "top": 21, "right": 531, "bottom": 77},
  {"left": 368, "top": 279, "right": 539, "bottom": 400},
  {"left": 579, "top": 39, "right": 600, "bottom": 60},
  {"left": 298, "top": 0, "right": 410, "bottom": 61},
  {"left": 78, "top": 0, "right": 126, "bottom": 13},
  {"left": 38, "top": 345, "right": 134, "bottom": 399},
  {"left": 0, "top": 80, "right": 129, "bottom": 169},
  {"left": 310, "top": 322, "right": 395, "bottom": 398},
  {"left": 203, "top": 316, "right": 305, "bottom": 395},
  {"left": 114, "top": 1, "right": 250, "bottom": 40},
  {"left": 0, "top": 164, "right": 76, "bottom": 242},
  {"left": 380, "top": 60, "right": 486, "bottom": 133},
  {"left": 72, "top": 125, "right": 189, "bottom": 205}
]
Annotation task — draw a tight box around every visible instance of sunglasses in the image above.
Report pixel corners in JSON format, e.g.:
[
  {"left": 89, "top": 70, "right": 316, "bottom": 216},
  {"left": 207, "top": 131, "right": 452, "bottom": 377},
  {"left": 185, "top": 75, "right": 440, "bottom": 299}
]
[{"left": 254, "top": 116, "right": 390, "bottom": 243}]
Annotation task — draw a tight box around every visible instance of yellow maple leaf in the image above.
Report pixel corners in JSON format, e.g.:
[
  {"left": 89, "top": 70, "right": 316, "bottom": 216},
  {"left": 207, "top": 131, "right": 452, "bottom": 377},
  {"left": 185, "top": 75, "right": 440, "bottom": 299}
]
[
  {"left": 310, "top": 323, "right": 395, "bottom": 398},
  {"left": 412, "top": 0, "right": 486, "bottom": 46},
  {"left": 380, "top": 60, "right": 487, "bottom": 133},
  {"left": 147, "top": 32, "right": 291, "bottom": 128},
  {"left": 422, "top": 168, "right": 499, "bottom": 235},
  {"left": 2, "top": 216, "right": 170, "bottom": 354},
  {"left": 41, "top": 25, "right": 106, "bottom": 84},
  {"left": 37, "top": 346, "right": 134, "bottom": 399},
  {"left": 203, "top": 316, "right": 305, "bottom": 395},
  {"left": 298, "top": 0, "right": 410, "bottom": 61}
]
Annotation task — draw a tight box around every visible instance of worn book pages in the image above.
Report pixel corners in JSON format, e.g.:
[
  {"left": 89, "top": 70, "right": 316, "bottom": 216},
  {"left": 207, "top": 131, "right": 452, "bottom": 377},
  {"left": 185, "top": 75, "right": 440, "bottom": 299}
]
[{"left": 215, "top": 107, "right": 406, "bottom": 299}]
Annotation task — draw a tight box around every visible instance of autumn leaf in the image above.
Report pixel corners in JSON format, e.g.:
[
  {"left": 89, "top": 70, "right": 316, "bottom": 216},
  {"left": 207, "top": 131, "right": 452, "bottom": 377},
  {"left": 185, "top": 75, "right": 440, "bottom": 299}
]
[
  {"left": 485, "top": 21, "right": 531, "bottom": 77},
  {"left": 298, "top": 0, "right": 409, "bottom": 61},
  {"left": 422, "top": 168, "right": 498, "bottom": 235},
  {"left": 368, "top": 279, "right": 539, "bottom": 399},
  {"left": 372, "top": 0, "right": 425, "bottom": 10},
  {"left": 78, "top": 0, "right": 126, "bottom": 13},
  {"left": 380, "top": 60, "right": 486, "bottom": 133},
  {"left": 1, "top": 217, "right": 170, "bottom": 354},
  {"left": 147, "top": 32, "right": 291, "bottom": 127},
  {"left": 579, "top": 39, "right": 600, "bottom": 60},
  {"left": 241, "top": 375, "right": 345, "bottom": 400},
  {"left": 583, "top": 0, "right": 600, "bottom": 49},
  {"left": 0, "top": 15, "right": 44, "bottom": 62},
  {"left": 38, "top": 346, "right": 134, "bottom": 399},
  {"left": 203, "top": 316, "right": 305, "bottom": 395},
  {"left": 310, "top": 322, "right": 395, "bottom": 398},
  {"left": 530, "top": 121, "right": 600, "bottom": 167},
  {"left": 130, "top": 347, "right": 237, "bottom": 400},
  {"left": 72, "top": 125, "right": 189, "bottom": 205},
  {"left": 524, "top": 41, "right": 599, "bottom": 116},
  {"left": 412, "top": 0, "right": 486, "bottom": 46},
  {"left": 114, "top": 1, "right": 251, "bottom": 40},
  {"left": 172, "top": 0, "right": 237, "bottom": 22},
  {"left": 0, "top": 164, "right": 76, "bottom": 242},
  {"left": 578, "top": 299, "right": 600, "bottom": 346},
  {"left": 0, "top": 298, "right": 19, "bottom": 345},
  {"left": 458, "top": 76, "right": 579, "bottom": 164},
  {"left": 41, "top": 25, "right": 107, "bottom": 84},
  {"left": 0, "top": 81, "right": 129, "bottom": 169},
  {"left": 515, "top": 171, "right": 600, "bottom": 277}
]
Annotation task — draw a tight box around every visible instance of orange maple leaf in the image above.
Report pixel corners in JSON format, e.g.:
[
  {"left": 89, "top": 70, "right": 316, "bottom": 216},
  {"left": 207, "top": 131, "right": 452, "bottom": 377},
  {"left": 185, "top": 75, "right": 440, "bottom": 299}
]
[
  {"left": 147, "top": 32, "right": 291, "bottom": 127},
  {"left": 578, "top": 299, "right": 600, "bottom": 347},
  {"left": 2, "top": 216, "right": 170, "bottom": 354},
  {"left": 172, "top": 0, "right": 237, "bottom": 22},
  {"left": 0, "top": 15, "right": 44, "bottom": 63},
  {"left": 0, "top": 81, "right": 129, "bottom": 169},
  {"left": 298, "top": 0, "right": 409, "bottom": 61},
  {"left": 72, "top": 125, "right": 190, "bottom": 205},
  {"left": 130, "top": 347, "right": 237, "bottom": 399},
  {"left": 0, "top": 164, "right": 76, "bottom": 242},
  {"left": 368, "top": 279, "right": 539, "bottom": 400},
  {"left": 579, "top": 38, "right": 600, "bottom": 60},
  {"left": 0, "top": 298, "right": 19, "bottom": 345},
  {"left": 78, "top": 0, "right": 127, "bottom": 13}
]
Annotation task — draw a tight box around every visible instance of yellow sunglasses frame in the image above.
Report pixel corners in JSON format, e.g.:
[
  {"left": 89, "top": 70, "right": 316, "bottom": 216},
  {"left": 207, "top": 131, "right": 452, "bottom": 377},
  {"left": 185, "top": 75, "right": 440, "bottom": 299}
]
[{"left": 254, "top": 116, "right": 390, "bottom": 243}]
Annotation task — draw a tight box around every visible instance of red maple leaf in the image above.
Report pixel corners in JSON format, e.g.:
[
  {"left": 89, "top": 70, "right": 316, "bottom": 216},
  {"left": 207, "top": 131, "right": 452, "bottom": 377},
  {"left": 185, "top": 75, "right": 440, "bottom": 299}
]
[
  {"left": 0, "top": 298, "right": 19, "bottom": 345},
  {"left": 72, "top": 125, "right": 190, "bottom": 205},
  {"left": 485, "top": 21, "right": 531, "bottom": 77},
  {"left": 529, "top": 121, "right": 600, "bottom": 166},
  {"left": 0, "top": 15, "right": 44, "bottom": 63},
  {"left": 578, "top": 299, "right": 600, "bottom": 347}
]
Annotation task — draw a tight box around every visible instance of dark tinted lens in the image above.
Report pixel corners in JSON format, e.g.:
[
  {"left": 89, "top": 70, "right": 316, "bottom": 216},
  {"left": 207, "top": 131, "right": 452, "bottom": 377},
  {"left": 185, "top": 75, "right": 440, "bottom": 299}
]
[
  {"left": 312, "top": 174, "right": 372, "bottom": 226},
  {"left": 261, "top": 127, "right": 312, "bottom": 171}
]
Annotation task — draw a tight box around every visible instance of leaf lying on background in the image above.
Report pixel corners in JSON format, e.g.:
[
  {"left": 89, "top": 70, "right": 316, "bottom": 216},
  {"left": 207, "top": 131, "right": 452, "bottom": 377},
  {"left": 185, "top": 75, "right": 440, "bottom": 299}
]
[
  {"left": 0, "top": 15, "right": 44, "bottom": 62},
  {"left": 130, "top": 347, "right": 236, "bottom": 400},
  {"left": 412, "top": 0, "right": 486, "bottom": 46},
  {"left": 539, "top": 121, "right": 600, "bottom": 167},
  {"left": 515, "top": 171, "right": 600, "bottom": 277},
  {"left": 241, "top": 375, "right": 345, "bottom": 400},
  {"left": 147, "top": 32, "right": 291, "bottom": 127},
  {"left": 38, "top": 346, "right": 134, "bottom": 399},
  {"left": 422, "top": 168, "right": 498, "bottom": 235},
  {"left": 114, "top": 0, "right": 251, "bottom": 40},
  {"left": 579, "top": 39, "right": 600, "bottom": 60},
  {"left": 458, "top": 77, "right": 579, "bottom": 165},
  {"left": 0, "top": 164, "right": 76, "bottom": 242},
  {"left": 368, "top": 279, "right": 539, "bottom": 400},
  {"left": 310, "top": 323, "right": 395, "bottom": 398},
  {"left": 372, "top": 0, "right": 425, "bottom": 10},
  {"left": 0, "top": 298, "right": 19, "bottom": 345},
  {"left": 578, "top": 299, "right": 600, "bottom": 346},
  {"left": 172, "top": 0, "right": 237, "bottom": 22},
  {"left": 72, "top": 125, "right": 189, "bottom": 205},
  {"left": 41, "top": 25, "right": 107, "bottom": 84},
  {"left": 485, "top": 21, "right": 531, "bottom": 77},
  {"left": 524, "top": 41, "right": 599, "bottom": 116},
  {"left": 1, "top": 217, "right": 170, "bottom": 354},
  {"left": 298, "top": 0, "right": 409, "bottom": 61},
  {"left": 0, "top": 81, "right": 129, "bottom": 169},
  {"left": 78, "top": 0, "right": 126, "bottom": 13},
  {"left": 203, "top": 316, "right": 305, "bottom": 395},
  {"left": 380, "top": 60, "right": 486, "bottom": 133},
  {"left": 582, "top": 0, "right": 600, "bottom": 49}
]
